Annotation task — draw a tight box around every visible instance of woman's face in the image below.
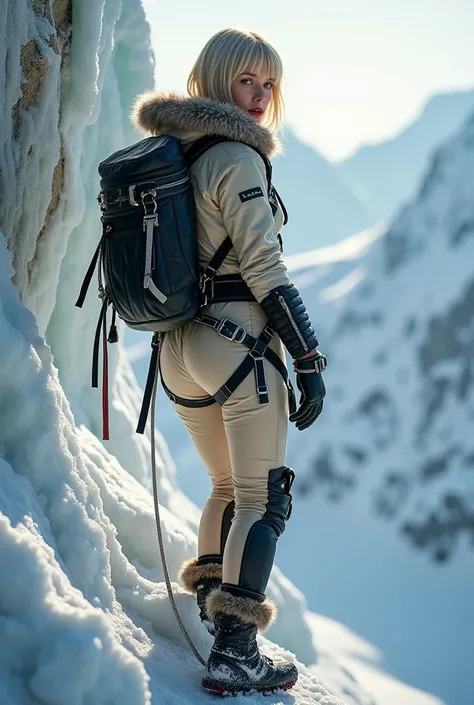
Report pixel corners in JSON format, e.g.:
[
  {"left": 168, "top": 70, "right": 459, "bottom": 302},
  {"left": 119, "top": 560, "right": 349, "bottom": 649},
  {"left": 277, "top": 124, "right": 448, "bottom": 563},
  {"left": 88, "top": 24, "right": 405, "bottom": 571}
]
[{"left": 230, "top": 66, "right": 275, "bottom": 122}]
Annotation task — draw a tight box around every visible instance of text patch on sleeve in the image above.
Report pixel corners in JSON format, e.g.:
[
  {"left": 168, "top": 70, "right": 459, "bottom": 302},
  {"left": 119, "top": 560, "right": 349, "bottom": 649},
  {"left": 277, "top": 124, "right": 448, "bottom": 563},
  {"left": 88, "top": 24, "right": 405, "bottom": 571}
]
[{"left": 239, "top": 186, "right": 264, "bottom": 203}]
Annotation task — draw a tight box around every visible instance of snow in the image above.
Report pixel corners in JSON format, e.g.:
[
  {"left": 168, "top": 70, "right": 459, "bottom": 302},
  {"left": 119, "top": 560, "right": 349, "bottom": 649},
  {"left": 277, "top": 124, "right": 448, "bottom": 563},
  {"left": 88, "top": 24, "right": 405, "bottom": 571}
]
[
  {"left": 308, "top": 613, "right": 443, "bottom": 705},
  {"left": 0, "top": 233, "right": 150, "bottom": 705}
]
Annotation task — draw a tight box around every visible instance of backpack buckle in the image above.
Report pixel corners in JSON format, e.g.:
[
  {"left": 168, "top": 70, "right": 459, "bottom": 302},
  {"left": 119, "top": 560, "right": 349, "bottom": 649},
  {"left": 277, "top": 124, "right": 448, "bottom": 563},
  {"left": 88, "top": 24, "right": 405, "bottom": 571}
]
[
  {"left": 97, "top": 191, "right": 108, "bottom": 210},
  {"left": 128, "top": 185, "right": 140, "bottom": 206},
  {"left": 110, "top": 188, "right": 128, "bottom": 207},
  {"left": 141, "top": 189, "right": 157, "bottom": 212},
  {"left": 141, "top": 190, "right": 159, "bottom": 229}
]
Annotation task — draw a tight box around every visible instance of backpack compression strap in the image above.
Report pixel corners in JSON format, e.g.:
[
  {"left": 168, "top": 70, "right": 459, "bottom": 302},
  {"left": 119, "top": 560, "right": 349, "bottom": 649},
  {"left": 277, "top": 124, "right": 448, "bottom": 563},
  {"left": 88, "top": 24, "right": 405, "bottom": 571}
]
[{"left": 76, "top": 224, "right": 119, "bottom": 440}]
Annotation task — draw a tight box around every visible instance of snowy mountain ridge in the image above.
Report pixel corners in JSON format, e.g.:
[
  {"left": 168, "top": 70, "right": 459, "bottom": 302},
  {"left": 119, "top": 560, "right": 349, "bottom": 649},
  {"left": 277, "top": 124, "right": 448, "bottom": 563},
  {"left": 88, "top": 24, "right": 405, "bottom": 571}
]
[
  {"left": 268, "top": 90, "right": 474, "bottom": 254},
  {"left": 270, "top": 130, "right": 375, "bottom": 253},
  {"left": 288, "top": 109, "right": 474, "bottom": 556},
  {"left": 337, "top": 89, "right": 474, "bottom": 222}
]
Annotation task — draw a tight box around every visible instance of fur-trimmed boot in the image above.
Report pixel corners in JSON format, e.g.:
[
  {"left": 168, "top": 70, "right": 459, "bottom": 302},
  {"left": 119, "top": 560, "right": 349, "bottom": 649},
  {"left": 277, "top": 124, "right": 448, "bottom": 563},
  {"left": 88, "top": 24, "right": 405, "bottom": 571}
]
[
  {"left": 202, "top": 586, "right": 298, "bottom": 695},
  {"left": 178, "top": 557, "right": 222, "bottom": 634}
]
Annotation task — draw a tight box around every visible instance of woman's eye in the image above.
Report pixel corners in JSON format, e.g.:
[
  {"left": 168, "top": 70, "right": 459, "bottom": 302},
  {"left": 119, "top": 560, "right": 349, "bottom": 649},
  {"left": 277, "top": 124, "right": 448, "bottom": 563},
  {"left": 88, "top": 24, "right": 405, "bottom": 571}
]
[{"left": 241, "top": 78, "right": 274, "bottom": 89}]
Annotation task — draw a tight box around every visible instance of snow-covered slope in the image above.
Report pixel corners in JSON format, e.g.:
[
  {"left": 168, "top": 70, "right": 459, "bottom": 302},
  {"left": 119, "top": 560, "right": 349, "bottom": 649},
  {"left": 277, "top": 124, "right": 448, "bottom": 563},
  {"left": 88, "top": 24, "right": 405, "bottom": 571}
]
[
  {"left": 0, "top": 229, "right": 441, "bottom": 704},
  {"left": 0, "top": 233, "right": 352, "bottom": 703},
  {"left": 337, "top": 90, "right": 474, "bottom": 222}
]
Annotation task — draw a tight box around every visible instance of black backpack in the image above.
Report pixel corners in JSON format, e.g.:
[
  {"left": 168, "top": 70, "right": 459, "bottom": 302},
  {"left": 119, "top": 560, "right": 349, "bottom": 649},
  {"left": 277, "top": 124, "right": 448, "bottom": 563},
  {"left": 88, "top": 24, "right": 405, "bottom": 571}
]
[{"left": 76, "top": 134, "right": 288, "bottom": 439}]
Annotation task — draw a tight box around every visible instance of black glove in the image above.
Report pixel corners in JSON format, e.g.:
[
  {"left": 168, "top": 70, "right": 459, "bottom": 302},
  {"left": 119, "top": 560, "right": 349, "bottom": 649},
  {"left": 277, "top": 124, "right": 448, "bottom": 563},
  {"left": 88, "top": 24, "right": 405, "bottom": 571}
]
[{"left": 289, "top": 353, "right": 327, "bottom": 431}]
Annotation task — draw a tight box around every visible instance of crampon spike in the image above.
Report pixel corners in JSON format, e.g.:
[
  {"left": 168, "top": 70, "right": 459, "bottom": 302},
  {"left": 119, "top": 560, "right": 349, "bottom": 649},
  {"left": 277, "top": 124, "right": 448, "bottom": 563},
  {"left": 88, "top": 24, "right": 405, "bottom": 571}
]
[{"left": 201, "top": 679, "right": 297, "bottom": 697}]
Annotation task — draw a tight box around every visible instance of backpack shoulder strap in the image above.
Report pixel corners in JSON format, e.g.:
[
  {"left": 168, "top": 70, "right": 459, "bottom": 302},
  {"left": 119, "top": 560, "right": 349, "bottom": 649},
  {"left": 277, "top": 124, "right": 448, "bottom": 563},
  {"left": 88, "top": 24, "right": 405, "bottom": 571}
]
[
  {"left": 186, "top": 135, "right": 272, "bottom": 193},
  {"left": 185, "top": 136, "right": 231, "bottom": 168}
]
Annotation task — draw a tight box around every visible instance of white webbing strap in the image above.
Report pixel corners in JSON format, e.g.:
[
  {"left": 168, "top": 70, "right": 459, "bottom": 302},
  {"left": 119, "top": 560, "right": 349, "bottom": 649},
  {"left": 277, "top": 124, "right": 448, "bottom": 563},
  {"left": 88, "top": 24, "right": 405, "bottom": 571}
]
[{"left": 143, "top": 214, "right": 168, "bottom": 304}]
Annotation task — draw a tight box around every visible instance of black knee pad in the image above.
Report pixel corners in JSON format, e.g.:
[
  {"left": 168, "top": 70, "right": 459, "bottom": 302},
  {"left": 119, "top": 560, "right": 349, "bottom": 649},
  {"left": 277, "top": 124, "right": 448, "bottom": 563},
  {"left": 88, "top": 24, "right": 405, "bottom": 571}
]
[
  {"left": 264, "top": 465, "right": 295, "bottom": 533},
  {"left": 236, "top": 466, "right": 295, "bottom": 596}
]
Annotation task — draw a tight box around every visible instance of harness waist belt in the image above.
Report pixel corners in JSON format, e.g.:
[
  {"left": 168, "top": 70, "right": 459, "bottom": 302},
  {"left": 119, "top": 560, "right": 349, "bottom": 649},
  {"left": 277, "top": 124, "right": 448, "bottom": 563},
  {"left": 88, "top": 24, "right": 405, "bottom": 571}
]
[{"left": 208, "top": 275, "right": 256, "bottom": 303}]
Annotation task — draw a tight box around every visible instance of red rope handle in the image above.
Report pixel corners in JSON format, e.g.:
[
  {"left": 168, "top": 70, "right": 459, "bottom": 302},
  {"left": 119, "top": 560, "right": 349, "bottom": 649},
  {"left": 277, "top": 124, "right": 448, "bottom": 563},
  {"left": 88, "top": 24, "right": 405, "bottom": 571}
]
[{"left": 102, "top": 312, "right": 109, "bottom": 440}]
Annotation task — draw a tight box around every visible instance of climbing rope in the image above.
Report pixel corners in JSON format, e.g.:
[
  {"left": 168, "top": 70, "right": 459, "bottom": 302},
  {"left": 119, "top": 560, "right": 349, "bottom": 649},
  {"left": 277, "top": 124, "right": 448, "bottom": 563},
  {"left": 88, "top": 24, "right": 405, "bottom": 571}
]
[{"left": 149, "top": 337, "right": 206, "bottom": 667}]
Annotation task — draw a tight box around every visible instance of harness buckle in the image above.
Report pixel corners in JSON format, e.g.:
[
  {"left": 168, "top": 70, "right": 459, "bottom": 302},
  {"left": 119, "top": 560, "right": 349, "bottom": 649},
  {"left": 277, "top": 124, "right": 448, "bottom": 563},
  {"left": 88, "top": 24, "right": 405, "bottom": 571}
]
[
  {"left": 199, "top": 267, "right": 217, "bottom": 306},
  {"left": 262, "top": 324, "right": 274, "bottom": 339},
  {"left": 199, "top": 273, "right": 215, "bottom": 306},
  {"left": 256, "top": 384, "right": 269, "bottom": 398},
  {"left": 216, "top": 318, "right": 246, "bottom": 344}
]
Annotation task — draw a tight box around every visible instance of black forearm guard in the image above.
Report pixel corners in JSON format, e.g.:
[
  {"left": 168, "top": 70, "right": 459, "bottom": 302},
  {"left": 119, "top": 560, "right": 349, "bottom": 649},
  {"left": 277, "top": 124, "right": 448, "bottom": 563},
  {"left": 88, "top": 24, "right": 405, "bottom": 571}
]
[{"left": 260, "top": 284, "right": 319, "bottom": 359}]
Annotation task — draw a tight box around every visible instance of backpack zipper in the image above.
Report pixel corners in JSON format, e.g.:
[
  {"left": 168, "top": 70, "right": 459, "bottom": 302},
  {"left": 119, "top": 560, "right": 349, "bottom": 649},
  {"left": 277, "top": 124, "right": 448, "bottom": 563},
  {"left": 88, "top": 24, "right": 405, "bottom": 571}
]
[
  {"left": 153, "top": 175, "right": 189, "bottom": 191},
  {"left": 128, "top": 175, "right": 190, "bottom": 206},
  {"left": 277, "top": 294, "right": 309, "bottom": 352}
]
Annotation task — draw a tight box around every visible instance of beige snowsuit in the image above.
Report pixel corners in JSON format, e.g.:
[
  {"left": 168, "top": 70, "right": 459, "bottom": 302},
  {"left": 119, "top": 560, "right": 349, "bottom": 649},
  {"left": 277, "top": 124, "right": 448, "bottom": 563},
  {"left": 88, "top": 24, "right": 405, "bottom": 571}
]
[{"left": 133, "top": 93, "right": 292, "bottom": 589}]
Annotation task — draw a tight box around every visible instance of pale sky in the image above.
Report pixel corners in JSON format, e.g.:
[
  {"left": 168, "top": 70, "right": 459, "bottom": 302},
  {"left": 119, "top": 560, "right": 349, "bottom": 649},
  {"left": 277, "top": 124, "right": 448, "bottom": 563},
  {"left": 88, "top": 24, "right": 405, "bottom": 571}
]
[{"left": 141, "top": 0, "right": 474, "bottom": 160}]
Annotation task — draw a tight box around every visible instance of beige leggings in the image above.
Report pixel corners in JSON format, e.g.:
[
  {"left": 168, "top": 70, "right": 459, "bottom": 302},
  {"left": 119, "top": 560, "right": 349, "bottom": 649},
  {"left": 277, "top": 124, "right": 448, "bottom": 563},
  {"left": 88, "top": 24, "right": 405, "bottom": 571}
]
[{"left": 160, "top": 301, "right": 289, "bottom": 588}]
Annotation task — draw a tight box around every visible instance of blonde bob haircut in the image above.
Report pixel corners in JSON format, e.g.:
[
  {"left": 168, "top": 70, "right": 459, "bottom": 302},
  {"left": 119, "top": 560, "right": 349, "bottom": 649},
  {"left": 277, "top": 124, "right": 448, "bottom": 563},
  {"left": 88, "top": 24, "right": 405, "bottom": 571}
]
[{"left": 187, "top": 27, "right": 284, "bottom": 134}]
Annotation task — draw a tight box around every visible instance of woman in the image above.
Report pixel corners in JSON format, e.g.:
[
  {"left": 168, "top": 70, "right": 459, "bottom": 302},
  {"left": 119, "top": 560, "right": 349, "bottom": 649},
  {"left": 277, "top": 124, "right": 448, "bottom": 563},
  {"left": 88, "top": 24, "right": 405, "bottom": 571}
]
[{"left": 132, "top": 27, "right": 326, "bottom": 695}]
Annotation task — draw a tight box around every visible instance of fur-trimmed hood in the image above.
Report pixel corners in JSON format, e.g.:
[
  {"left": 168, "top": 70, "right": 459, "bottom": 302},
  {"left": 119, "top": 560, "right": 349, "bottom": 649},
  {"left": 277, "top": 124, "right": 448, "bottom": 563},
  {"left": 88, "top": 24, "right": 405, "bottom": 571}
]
[{"left": 131, "top": 92, "right": 280, "bottom": 158}]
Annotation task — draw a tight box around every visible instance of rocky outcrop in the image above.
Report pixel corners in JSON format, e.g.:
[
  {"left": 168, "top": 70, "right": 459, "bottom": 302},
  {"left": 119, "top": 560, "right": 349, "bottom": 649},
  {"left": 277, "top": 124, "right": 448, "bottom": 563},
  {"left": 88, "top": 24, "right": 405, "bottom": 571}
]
[{"left": 2, "top": 0, "right": 72, "bottom": 306}]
